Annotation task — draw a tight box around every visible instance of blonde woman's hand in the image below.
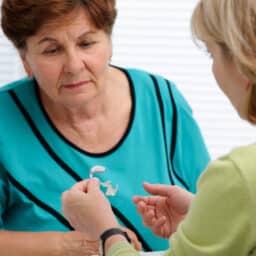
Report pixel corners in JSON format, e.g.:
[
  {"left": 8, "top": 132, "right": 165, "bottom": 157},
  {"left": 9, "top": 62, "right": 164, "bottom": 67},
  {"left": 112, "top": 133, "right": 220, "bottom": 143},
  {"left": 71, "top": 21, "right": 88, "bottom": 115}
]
[{"left": 133, "top": 183, "right": 194, "bottom": 238}]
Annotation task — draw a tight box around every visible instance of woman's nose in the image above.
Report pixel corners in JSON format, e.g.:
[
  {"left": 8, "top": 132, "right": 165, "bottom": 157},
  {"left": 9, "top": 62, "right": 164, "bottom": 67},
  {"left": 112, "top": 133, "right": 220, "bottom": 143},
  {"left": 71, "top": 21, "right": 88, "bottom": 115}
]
[{"left": 63, "top": 50, "right": 84, "bottom": 74}]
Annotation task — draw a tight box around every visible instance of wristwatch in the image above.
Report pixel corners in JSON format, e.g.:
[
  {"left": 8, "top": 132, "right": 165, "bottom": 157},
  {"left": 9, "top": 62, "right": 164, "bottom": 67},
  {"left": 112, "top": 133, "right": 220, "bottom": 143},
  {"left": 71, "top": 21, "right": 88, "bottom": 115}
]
[{"left": 99, "top": 228, "right": 131, "bottom": 256}]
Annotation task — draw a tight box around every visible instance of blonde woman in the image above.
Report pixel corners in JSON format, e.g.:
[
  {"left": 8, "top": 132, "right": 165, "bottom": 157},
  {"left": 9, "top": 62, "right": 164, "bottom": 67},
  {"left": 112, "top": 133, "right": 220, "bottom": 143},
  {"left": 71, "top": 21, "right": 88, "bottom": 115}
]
[{"left": 62, "top": 0, "right": 256, "bottom": 255}]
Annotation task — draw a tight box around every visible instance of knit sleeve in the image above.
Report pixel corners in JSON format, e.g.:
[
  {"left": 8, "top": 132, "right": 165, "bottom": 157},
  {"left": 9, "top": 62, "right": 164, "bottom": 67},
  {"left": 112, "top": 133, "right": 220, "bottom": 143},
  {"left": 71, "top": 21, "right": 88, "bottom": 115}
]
[{"left": 167, "top": 156, "right": 254, "bottom": 255}]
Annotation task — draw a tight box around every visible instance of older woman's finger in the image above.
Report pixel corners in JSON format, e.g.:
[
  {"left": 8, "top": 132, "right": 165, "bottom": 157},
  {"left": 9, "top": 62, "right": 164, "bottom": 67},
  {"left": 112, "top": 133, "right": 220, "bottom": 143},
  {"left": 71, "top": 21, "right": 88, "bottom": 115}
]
[{"left": 71, "top": 178, "right": 100, "bottom": 192}]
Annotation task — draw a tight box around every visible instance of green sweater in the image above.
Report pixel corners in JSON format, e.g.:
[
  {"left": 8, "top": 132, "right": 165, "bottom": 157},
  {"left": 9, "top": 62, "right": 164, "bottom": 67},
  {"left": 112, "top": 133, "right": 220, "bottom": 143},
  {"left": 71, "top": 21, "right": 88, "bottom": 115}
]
[{"left": 107, "top": 144, "right": 256, "bottom": 256}]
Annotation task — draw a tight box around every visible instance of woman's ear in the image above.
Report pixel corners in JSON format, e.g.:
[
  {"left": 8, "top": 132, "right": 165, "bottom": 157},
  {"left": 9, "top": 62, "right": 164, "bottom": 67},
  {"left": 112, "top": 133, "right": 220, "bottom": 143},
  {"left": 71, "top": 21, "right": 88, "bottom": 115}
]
[{"left": 18, "top": 50, "right": 33, "bottom": 77}]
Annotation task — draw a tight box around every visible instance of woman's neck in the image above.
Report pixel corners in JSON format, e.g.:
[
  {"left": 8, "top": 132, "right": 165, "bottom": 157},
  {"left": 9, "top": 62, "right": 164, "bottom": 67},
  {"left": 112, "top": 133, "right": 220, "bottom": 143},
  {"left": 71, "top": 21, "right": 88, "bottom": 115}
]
[{"left": 39, "top": 66, "right": 131, "bottom": 136}]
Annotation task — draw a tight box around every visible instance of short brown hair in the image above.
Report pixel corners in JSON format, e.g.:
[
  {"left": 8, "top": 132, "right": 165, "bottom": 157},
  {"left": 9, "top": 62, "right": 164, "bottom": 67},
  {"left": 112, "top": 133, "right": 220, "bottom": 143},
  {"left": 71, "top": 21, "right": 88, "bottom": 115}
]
[{"left": 1, "top": 0, "right": 117, "bottom": 49}]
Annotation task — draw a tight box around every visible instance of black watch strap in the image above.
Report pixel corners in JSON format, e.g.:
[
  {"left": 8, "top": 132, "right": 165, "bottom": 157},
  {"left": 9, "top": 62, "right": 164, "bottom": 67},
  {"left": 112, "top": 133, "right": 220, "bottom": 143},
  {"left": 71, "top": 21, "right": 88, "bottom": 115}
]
[{"left": 100, "top": 228, "right": 131, "bottom": 256}]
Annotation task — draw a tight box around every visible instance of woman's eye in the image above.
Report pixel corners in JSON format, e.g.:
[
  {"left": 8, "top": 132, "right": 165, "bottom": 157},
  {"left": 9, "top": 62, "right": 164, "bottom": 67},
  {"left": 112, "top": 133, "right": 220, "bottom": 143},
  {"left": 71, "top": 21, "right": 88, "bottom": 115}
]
[
  {"left": 43, "top": 47, "right": 60, "bottom": 55},
  {"left": 80, "top": 41, "right": 96, "bottom": 48}
]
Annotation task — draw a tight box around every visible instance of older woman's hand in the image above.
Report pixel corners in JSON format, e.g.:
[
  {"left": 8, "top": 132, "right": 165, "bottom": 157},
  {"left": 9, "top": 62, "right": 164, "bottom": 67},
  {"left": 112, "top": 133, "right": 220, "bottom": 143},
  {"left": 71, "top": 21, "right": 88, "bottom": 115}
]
[
  {"left": 62, "top": 178, "right": 119, "bottom": 240},
  {"left": 61, "top": 231, "right": 99, "bottom": 256}
]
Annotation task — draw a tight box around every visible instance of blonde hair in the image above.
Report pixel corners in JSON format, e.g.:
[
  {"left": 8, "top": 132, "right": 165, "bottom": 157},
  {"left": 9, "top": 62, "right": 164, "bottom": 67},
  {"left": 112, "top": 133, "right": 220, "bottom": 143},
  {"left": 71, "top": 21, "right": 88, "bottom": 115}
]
[{"left": 191, "top": 0, "right": 256, "bottom": 123}]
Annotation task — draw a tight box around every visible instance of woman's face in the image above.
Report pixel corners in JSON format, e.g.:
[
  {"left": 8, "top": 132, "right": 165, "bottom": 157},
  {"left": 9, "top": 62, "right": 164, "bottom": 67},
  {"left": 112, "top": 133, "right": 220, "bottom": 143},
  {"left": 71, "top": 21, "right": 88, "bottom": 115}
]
[
  {"left": 206, "top": 42, "right": 251, "bottom": 119},
  {"left": 20, "top": 8, "right": 112, "bottom": 107}
]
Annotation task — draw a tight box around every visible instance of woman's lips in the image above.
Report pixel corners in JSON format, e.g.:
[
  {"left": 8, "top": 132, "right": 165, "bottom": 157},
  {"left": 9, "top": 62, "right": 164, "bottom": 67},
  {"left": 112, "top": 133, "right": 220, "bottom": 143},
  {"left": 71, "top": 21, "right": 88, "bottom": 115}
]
[{"left": 63, "top": 80, "right": 91, "bottom": 89}]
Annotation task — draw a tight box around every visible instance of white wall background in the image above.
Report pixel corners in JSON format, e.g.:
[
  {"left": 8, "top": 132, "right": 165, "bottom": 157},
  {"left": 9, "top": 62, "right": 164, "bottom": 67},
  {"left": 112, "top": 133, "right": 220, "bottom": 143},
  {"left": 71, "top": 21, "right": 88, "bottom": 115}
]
[{"left": 0, "top": 0, "right": 255, "bottom": 159}]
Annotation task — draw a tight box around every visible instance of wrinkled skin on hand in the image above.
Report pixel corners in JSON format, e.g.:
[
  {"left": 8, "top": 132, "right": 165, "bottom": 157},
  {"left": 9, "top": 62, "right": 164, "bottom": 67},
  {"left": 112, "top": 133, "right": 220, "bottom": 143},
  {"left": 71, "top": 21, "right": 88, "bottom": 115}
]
[
  {"left": 62, "top": 178, "right": 117, "bottom": 240},
  {"left": 62, "top": 178, "right": 141, "bottom": 251},
  {"left": 133, "top": 183, "right": 194, "bottom": 238},
  {"left": 61, "top": 231, "right": 99, "bottom": 256}
]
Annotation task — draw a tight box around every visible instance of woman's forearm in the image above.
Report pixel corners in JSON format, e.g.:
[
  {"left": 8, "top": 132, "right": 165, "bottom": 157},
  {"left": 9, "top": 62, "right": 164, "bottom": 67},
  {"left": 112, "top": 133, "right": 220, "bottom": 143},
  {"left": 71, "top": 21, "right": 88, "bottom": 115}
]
[
  {"left": 0, "top": 231, "right": 61, "bottom": 256},
  {"left": 0, "top": 230, "right": 99, "bottom": 256}
]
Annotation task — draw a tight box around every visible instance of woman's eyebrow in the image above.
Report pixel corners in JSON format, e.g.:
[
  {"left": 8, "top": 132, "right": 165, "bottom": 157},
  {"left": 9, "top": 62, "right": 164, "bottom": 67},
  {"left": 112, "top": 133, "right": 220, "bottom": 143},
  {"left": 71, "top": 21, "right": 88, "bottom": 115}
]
[
  {"left": 37, "top": 31, "right": 97, "bottom": 45},
  {"left": 37, "top": 37, "right": 57, "bottom": 45}
]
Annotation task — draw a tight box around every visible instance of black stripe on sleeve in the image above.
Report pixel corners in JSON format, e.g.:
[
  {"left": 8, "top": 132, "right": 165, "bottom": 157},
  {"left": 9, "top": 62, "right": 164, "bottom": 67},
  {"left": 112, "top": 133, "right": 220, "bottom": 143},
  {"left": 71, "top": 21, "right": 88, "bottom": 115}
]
[
  {"left": 8, "top": 172, "right": 153, "bottom": 250},
  {"left": 166, "top": 81, "right": 178, "bottom": 164},
  {"left": 9, "top": 90, "right": 81, "bottom": 182},
  {"left": 9, "top": 90, "right": 152, "bottom": 251},
  {"left": 166, "top": 80, "right": 189, "bottom": 190},
  {"left": 150, "top": 74, "right": 175, "bottom": 185},
  {"left": 150, "top": 75, "right": 189, "bottom": 190},
  {"left": 7, "top": 173, "right": 73, "bottom": 230}
]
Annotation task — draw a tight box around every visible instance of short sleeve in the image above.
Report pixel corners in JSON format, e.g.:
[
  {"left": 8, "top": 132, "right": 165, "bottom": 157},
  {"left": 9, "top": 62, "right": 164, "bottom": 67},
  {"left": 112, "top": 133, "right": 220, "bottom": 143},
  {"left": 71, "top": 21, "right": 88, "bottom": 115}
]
[
  {"left": 171, "top": 84, "right": 210, "bottom": 193},
  {"left": 0, "top": 164, "right": 8, "bottom": 229},
  {"left": 167, "top": 157, "right": 254, "bottom": 255}
]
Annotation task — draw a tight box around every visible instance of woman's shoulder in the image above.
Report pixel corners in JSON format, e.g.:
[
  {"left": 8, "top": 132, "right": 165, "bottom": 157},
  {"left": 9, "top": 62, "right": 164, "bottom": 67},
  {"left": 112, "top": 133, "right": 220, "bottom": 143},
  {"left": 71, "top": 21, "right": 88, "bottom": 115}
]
[
  {"left": 217, "top": 144, "right": 256, "bottom": 176},
  {"left": 119, "top": 66, "right": 194, "bottom": 117},
  {"left": 0, "top": 77, "right": 35, "bottom": 117},
  {"left": 120, "top": 66, "right": 188, "bottom": 103},
  {"left": 227, "top": 144, "right": 256, "bottom": 182},
  {"left": 120, "top": 66, "right": 176, "bottom": 85},
  {"left": 198, "top": 144, "right": 256, "bottom": 199},
  {"left": 0, "top": 77, "right": 34, "bottom": 98},
  {"left": 0, "top": 77, "right": 33, "bottom": 94},
  {"left": 228, "top": 143, "right": 256, "bottom": 160}
]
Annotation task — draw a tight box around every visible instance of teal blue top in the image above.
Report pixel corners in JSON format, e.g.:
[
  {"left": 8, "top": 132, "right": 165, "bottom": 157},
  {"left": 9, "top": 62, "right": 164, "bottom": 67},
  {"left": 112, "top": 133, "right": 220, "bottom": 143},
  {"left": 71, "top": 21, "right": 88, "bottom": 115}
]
[{"left": 0, "top": 67, "right": 209, "bottom": 251}]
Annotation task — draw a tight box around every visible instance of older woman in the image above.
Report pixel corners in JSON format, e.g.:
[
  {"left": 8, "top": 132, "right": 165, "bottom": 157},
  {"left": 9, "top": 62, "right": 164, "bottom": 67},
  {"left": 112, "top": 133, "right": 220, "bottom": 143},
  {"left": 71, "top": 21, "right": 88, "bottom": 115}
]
[
  {"left": 0, "top": 0, "right": 209, "bottom": 255},
  {"left": 62, "top": 0, "right": 256, "bottom": 255}
]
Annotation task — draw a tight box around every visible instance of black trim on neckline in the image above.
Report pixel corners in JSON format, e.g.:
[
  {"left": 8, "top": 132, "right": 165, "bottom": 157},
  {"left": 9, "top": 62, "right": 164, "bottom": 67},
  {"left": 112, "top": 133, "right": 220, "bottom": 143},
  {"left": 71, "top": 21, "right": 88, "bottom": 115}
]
[
  {"left": 9, "top": 89, "right": 151, "bottom": 251},
  {"left": 35, "top": 67, "right": 136, "bottom": 157}
]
